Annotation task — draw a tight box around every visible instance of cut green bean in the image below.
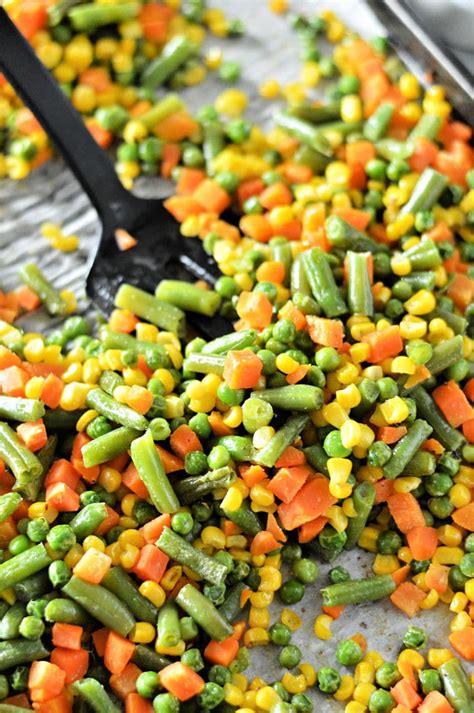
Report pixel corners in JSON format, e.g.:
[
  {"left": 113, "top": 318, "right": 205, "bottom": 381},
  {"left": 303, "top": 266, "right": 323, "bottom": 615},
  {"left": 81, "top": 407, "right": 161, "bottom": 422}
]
[
  {"left": 0, "top": 492, "right": 21, "bottom": 523},
  {"left": 140, "top": 94, "right": 185, "bottom": 130},
  {"left": 0, "top": 543, "right": 52, "bottom": 592},
  {"left": 176, "top": 583, "right": 233, "bottom": 642},
  {"left": 201, "top": 330, "right": 257, "bottom": 356},
  {"left": 345, "top": 482, "right": 376, "bottom": 549},
  {"left": 183, "top": 353, "right": 225, "bottom": 375},
  {"left": 0, "top": 396, "right": 45, "bottom": 423},
  {"left": 404, "top": 238, "right": 442, "bottom": 270},
  {"left": 254, "top": 414, "right": 309, "bottom": 468},
  {"left": 62, "top": 576, "right": 135, "bottom": 636},
  {"left": 73, "top": 678, "right": 121, "bottom": 713},
  {"left": 82, "top": 427, "right": 140, "bottom": 468},
  {"left": 403, "top": 271, "right": 436, "bottom": 291},
  {"left": 132, "top": 644, "right": 171, "bottom": 672},
  {"left": 13, "top": 570, "right": 50, "bottom": 602},
  {"left": 0, "top": 638, "right": 49, "bottom": 671},
  {"left": 347, "top": 251, "right": 374, "bottom": 316},
  {"left": 86, "top": 388, "right": 148, "bottom": 431},
  {"left": 408, "top": 114, "right": 441, "bottom": 142},
  {"left": 439, "top": 658, "right": 472, "bottom": 713},
  {"left": 218, "top": 582, "right": 248, "bottom": 623},
  {"left": 287, "top": 101, "right": 341, "bottom": 124},
  {"left": 376, "top": 138, "right": 412, "bottom": 161},
  {"left": 99, "top": 369, "right": 125, "bottom": 395},
  {"left": 202, "top": 120, "right": 226, "bottom": 174},
  {"left": 271, "top": 239, "right": 293, "bottom": 286},
  {"left": 19, "top": 263, "right": 68, "bottom": 316},
  {"left": 411, "top": 387, "right": 465, "bottom": 451},
  {"left": 102, "top": 567, "right": 159, "bottom": 624},
  {"left": 383, "top": 420, "right": 433, "bottom": 479},
  {"left": 115, "top": 284, "right": 185, "bottom": 336},
  {"left": 301, "top": 248, "right": 348, "bottom": 317},
  {"left": 275, "top": 111, "right": 332, "bottom": 156},
  {"left": 157, "top": 600, "right": 181, "bottom": 647},
  {"left": 216, "top": 436, "right": 254, "bottom": 462},
  {"left": 70, "top": 503, "right": 109, "bottom": 540},
  {"left": 99, "top": 328, "right": 169, "bottom": 365},
  {"left": 0, "top": 421, "right": 42, "bottom": 490},
  {"left": 399, "top": 168, "right": 448, "bottom": 215},
  {"left": 223, "top": 502, "right": 262, "bottom": 536},
  {"left": 251, "top": 385, "right": 323, "bottom": 412},
  {"left": 142, "top": 35, "right": 198, "bottom": 88},
  {"left": 131, "top": 429, "right": 179, "bottom": 513},
  {"left": 321, "top": 575, "right": 395, "bottom": 606},
  {"left": 363, "top": 103, "right": 394, "bottom": 141},
  {"left": 425, "top": 335, "right": 464, "bottom": 375},
  {"left": 44, "top": 597, "right": 90, "bottom": 625},
  {"left": 155, "top": 280, "right": 221, "bottom": 317},
  {"left": 157, "top": 527, "right": 228, "bottom": 585},
  {"left": 402, "top": 451, "right": 436, "bottom": 477},
  {"left": 68, "top": 2, "right": 138, "bottom": 31},
  {"left": 174, "top": 466, "right": 236, "bottom": 504},
  {"left": 0, "top": 602, "right": 26, "bottom": 640},
  {"left": 291, "top": 253, "right": 311, "bottom": 297},
  {"left": 304, "top": 444, "right": 329, "bottom": 477},
  {"left": 325, "top": 216, "right": 389, "bottom": 253}
]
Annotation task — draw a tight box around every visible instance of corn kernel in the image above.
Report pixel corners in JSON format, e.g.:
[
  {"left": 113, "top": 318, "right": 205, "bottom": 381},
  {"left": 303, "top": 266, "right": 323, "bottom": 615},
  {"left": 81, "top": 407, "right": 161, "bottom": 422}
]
[
  {"left": 450, "top": 611, "right": 472, "bottom": 632},
  {"left": 433, "top": 547, "right": 463, "bottom": 566},
  {"left": 299, "top": 663, "right": 317, "bottom": 686},
  {"left": 244, "top": 627, "right": 269, "bottom": 647},
  {"left": 130, "top": 622, "right": 156, "bottom": 644},
  {"left": 380, "top": 396, "right": 409, "bottom": 424},
  {"left": 373, "top": 554, "right": 400, "bottom": 575},
  {"left": 353, "top": 682, "right": 376, "bottom": 705},
  {"left": 139, "top": 581, "right": 166, "bottom": 608},
  {"left": 314, "top": 614, "right": 333, "bottom": 640},
  {"left": 334, "top": 674, "right": 355, "bottom": 701},
  {"left": 427, "top": 648, "right": 454, "bottom": 668},
  {"left": 280, "top": 608, "right": 301, "bottom": 631},
  {"left": 281, "top": 672, "right": 307, "bottom": 694},
  {"left": 354, "top": 661, "right": 375, "bottom": 684}
]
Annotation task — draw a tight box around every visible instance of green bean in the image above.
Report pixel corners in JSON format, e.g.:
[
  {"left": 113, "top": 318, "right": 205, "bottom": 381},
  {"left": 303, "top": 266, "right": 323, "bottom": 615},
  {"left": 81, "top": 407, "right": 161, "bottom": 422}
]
[
  {"left": 62, "top": 576, "right": 135, "bottom": 636},
  {"left": 99, "top": 369, "right": 125, "bottom": 395},
  {"left": 403, "top": 271, "right": 436, "bottom": 290},
  {"left": 383, "top": 420, "right": 433, "bottom": 479},
  {"left": 402, "top": 451, "right": 436, "bottom": 477},
  {"left": 271, "top": 239, "right": 293, "bottom": 287},
  {"left": 13, "top": 570, "right": 50, "bottom": 602},
  {"left": 102, "top": 567, "right": 159, "bottom": 624},
  {"left": 176, "top": 583, "right": 233, "bottom": 642},
  {"left": 70, "top": 503, "right": 108, "bottom": 540},
  {"left": 140, "top": 94, "right": 185, "bottom": 130},
  {"left": 132, "top": 644, "right": 171, "bottom": 672},
  {"left": 363, "top": 103, "right": 394, "bottom": 141},
  {"left": 157, "top": 527, "right": 228, "bottom": 585},
  {"left": 408, "top": 114, "right": 441, "bottom": 142},
  {"left": 287, "top": 101, "right": 341, "bottom": 124},
  {"left": 275, "top": 111, "right": 332, "bottom": 156},
  {"left": 155, "top": 280, "right": 221, "bottom": 317},
  {"left": 216, "top": 436, "right": 254, "bottom": 462},
  {"left": 345, "top": 482, "right": 376, "bottom": 549},
  {"left": 313, "top": 524, "right": 347, "bottom": 562},
  {"left": 376, "top": 138, "right": 412, "bottom": 161},
  {"left": 301, "top": 248, "right": 347, "bottom": 318},
  {"left": 0, "top": 396, "right": 45, "bottom": 423},
  {"left": 35, "top": 435, "right": 57, "bottom": 491},
  {"left": 250, "top": 385, "right": 323, "bottom": 412},
  {"left": 291, "top": 254, "right": 311, "bottom": 297},
  {"left": 0, "top": 492, "right": 21, "bottom": 523},
  {"left": 202, "top": 120, "right": 226, "bottom": 174},
  {"left": 82, "top": 426, "right": 140, "bottom": 467},
  {"left": 254, "top": 414, "right": 310, "bottom": 468},
  {"left": 316, "top": 120, "right": 363, "bottom": 138},
  {"left": 142, "top": 35, "right": 198, "bottom": 88},
  {"left": 410, "top": 387, "right": 465, "bottom": 451},
  {"left": 86, "top": 388, "right": 148, "bottom": 431},
  {"left": 183, "top": 353, "right": 225, "bottom": 375},
  {"left": 0, "top": 421, "right": 42, "bottom": 491},
  {"left": 439, "top": 658, "right": 472, "bottom": 713},
  {"left": 0, "top": 638, "right": 49, "bottom": 671},
  {"left": 68, "top": 2, "right": 138, "bottom": 31},
  {"left": 399, "top": 168, "right": 448, "bottom": 215},
  {"left": 99, "top": 328, "right": 169, "bottom": 365},
  {"left": 223, "top": 502, "right": 262, "bottom": 536},
  {"left": 0, "top": 604, "right": 7, "bottom": 622},
  {"left": 0, "top": 705, "right": 34, "bottom": 713},
  {"left": 201, "top": 330, "right": 258, "bottom": 356},
  {"left": 325, "top": 216, "right": 389, "bottom": 253},
  {"left": 0, "top": 602, "right": 26, "bottom": 640},
  {"left": 425, "top": 335, "right": 464, "bottom": 375},
  {"left": 115, "top": 284, "right": 185, "bottom": 336},
  {"left": 18, "top": 263, "right": 68, "bottom": 316},
  {"left": 347, "top": 251, "right": 374, "bottom": 316},
  {"left": 404, "top": 237, "right": 442, "bottom": 270},
  {"left": 0, "top": 543, "right": 52, "bottom": 592},
  {"left": 321, "top": 575, "right": 396, "bottom": 606},
  {"left": 429, "top": 308, "right": 466, "bottom": 336},
  {"left": 174, "top": 466, "right": 236, "bottom": 504},
  {"left": 157, "top": 600, "right": 181, "bottom": 647},
  {"left": 293, "top": 144, "right": 330, "bottom": 174},
  {"left": 131, "top": 429, "right": 179, "bottom": 513},
  {"left": 218, "top": 582, "right": 248, "bottom": 623},
  {"left": 73, "top": 678, "right": 121, "bottom": 713},
  {"left": 304, "top": 444, "right": 329, "bottom": 477},
  {"left": 48, "top": 0, "right": 87, "bottom": 25},
  {"left": 44, "top": 597, "right": 90, "bottom": 625},
  {"left": 43, "top": 408, "right": 84, "bottom": 430}
]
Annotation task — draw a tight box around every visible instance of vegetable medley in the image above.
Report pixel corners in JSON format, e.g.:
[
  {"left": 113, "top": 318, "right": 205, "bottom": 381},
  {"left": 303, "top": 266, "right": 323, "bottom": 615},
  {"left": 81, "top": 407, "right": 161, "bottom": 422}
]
[{"left": 0, "top": 1, "right": 474, "bottom": 712}]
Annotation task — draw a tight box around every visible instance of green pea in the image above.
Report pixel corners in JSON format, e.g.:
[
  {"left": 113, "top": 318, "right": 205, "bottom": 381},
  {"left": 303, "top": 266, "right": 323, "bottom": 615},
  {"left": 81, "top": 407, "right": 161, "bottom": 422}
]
[
  {"left": 459, "top": 553, "right": 474, "bottom": 578},
  {"left": 317, "top": 667, "right": 341, "bottom": 694},
  {"left": 328, "top": 566, "right": 350, "bottom": 584},
  {"left": 273, "top": 319, "right": 297, "bottom": 344},
  {"left": 378, "top": 377, "right": 398, "bottom": 400},
  {"left": 367, "top": 441, "right": 392, "bottom": 467},
  {"left": 291, "top": 693, "right": 313, "bottom": 712},
  {"left": 403, "top": 626, "right": 427, "bottom": 650},
  {"left": 377, "top": 530, "right": 402, "bottom": 555},
  {"left": 281, "top": 543, "right": 302, "bottom": 562},
  {"left": 188, "top": 413, "right": 211, "bottom": 440},
  {"left": 391, "top": 280, "right": 413, "bottom": 301},
  {"left": 217, "top": 382, "right": 244, "bottom": 406},
  {"left": 446, "top": 358, "right": 469, "bottom": 382},
  {"left": 242, "top": 398, "right": 274, "bottom": 434},
  {"left": 279, "top": 579, "right": 305, "bottom": 605},
  {"left": 197, "top": 681, "right": 225, "bottom": 709},
  {"left": 26, "top": 517, "right": 49, "bottom": 543},
  {"left": 465, "top": 533, "right": 474, "bottom": 553},
  {"left": 47, "top": 524, "right": 76, "bottom": 552},
  {"left": 182, "top": 144, "right": 204, "bottom": 168},
  {"left": 425, "top": 473, "right": 452, "bottom": 497},
  {"left": 335, "top": 639, "right": 363, "bottom": 666},
  {"left": 292, "top": 558, "right": 319, "bottom": 584},
  {"left": 215, "top": 171, "right": 240, "bottom": 194},
  {"left": 386, "top": 159, "right": 410, "bottom": 181},
  {"left": 171, "top": 512, "right": 194, "bottom": 536},
  {"left": 19, "top": 615, "right": 44, "bottom": 640},
  {"left": 9, "top": 137, "right": 37, "bottom": 161},
  {"left": 243, "top": 196, "right": 263, "bottom": 214},
  {"left": 8, "top": 535, "right": 31, "bottom": 556},
  {"left": 338, "top": 74, "right": 360, "bottom": 94},
  {"left": 95, "top": 104, "right": 128, "bottom": 131},
  {"left": 428, "top": 496, "right": 453, "bottom": 519},
  {"left": 226, "top": 119, "right": 251, "bottom": 144},
  {"left": 117, "top": 142, "right": 139, "bottom": 162},
  {"left": 270, "top": 622, "right": 292, "bottom": 646},
  {"left": 279, "top": 644, "right": 302, "bottom": 669},
  {"left": 181, "top": 647, "right": 204, "bottom": 672},
  {"left": 375, "top": 663, "right": 401, "bottom": 689},
  {"left": 48, "top": 560, "right": 71, "bottom": 588},
  {"left": 368, "top": 688, "right": 396, "bottom": 713},
  {"left": 153, "top": 692, "right": 180, "bottom": 713},
  {"left": 207, "top": 445, "right": 231, "bottom": 470},
  {"left": 365, "top": 159, "right": 387, "bottom": 180},
  {"left": 219, "top": 60, "right": 241, "bottom": 83},
  {"left": 184, "top": 450, "right": 208, "bottom": 475},
  {"left": 254, "top": 282, "right": 278, "bottom": 303},
  {"left": 136, "top": 671, "right": 160, "bottom": 699},
  {"left": 208, "top": 665, "right": 232, "bottom": 686},
  {"left": 418, "top": 669, "right": 442, "bottom": 695},
  {"left": 315, "top": 347, "right": 341, "bottom": 371},
  {"left": 323, "top": 430, "right": 351, "bottom": 458},
  {"left": 449, "top": 565, "right": 469, "bottom": 592}
]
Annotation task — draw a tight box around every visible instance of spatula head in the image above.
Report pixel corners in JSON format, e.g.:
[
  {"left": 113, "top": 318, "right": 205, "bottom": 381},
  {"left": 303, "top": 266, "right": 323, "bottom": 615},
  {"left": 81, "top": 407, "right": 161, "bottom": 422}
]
[{"left": 86, "top": 196, "right": 232, "bottom": 340}]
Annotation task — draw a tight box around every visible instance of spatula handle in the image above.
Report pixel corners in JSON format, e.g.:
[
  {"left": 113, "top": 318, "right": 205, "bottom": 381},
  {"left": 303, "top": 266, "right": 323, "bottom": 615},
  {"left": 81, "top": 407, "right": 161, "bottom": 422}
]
[{"left": 0, "top": 8, "right": 139, "bottom": 226}]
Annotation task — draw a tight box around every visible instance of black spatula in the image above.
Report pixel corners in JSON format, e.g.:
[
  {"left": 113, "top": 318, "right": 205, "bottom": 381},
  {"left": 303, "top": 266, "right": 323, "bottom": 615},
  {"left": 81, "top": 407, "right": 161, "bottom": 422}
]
[{"left": 0, "top": 7, "right": 232, "bottom": 339}]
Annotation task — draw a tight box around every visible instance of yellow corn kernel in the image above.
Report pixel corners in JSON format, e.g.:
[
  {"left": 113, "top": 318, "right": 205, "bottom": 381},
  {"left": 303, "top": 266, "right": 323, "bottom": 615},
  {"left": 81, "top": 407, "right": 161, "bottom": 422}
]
[
  {"left": 76, "top": 409, "right": 98, "bottom": 432},
  {"left": 327, "top": 457, "right": 352, "bottom": 484},
  {"left": 62, "top": 362, "right": 83, "bottom": 384},
  {"left": 399, "top": 72, "right": 420, "bottom": 99},
  {"left": 83, "top": 536, "right": 106, "bottom": 553},
  {"left": 232, "top": 673, "right": 248, "bottom": 692},
  {"left": 336, "top": 384, "right": 362, "bottom": 410},
  {"left": 420, "top": 589, "right": 439, "bottom": 609},
  {"left": 60, "top": 382, "right": 92, "bottom": 410},
  {"left": 394, "top": 477, "right": 421, "bottom": 493},
  {"left": 397, "top": 650, "right": 424, "bottom": 678},
  {"left": 337, "top": 362, "right": 360, "bottom": 386},
  {"left": 130, "top": 622, "right": 155, "bottom": 644},
  {"left": 456, "top": 465, "right": 474, "bottom": 488},
  {"left": 98, "top": 467, "right": 122, "bottom": 493},
  {"left": 466, "top": 580, "right": 474, "bottom": 602},
  {"left": 387, "top": 215, "right": 415, "bottom": 243},
  {"left": 223, "top": 405, "right": 243, "bottom": 429},
  {"left": 244, "top": 627, "right": 269, "bottom": 647},
  {"left": 364, "top": 651, "right": 384, "bottom": 669},
  {"left": 224, "top": 683, "right": 244, "bottom": 707},
  {"left": 391, "top": 356, "right": 416, "bottom": 375},
  {"left": 358, "top": 526, "right": 380, "bottom": 553},
  {"left": 281, "top": 672, "right": 307, "bottom": 694},
  {"left": 275, "top": 353, "right": 300, "bottom": 375},
  {"left": 449, "top": 483, "right": 471, "bottom": 508},
  {"left": 450, "top": 611, "right": 472, "bottom": 632},
  {"left": 120, "top": 543, "right": 140, "bottom": 570},
  {"left": 433, "top": 547, "right": 463, "bottom": 566},
  {"left": 427, "top": 648, "right": 454, "bottom": 669},
  {"left": 221, "top": 486, "right": 243, "bottom": 512},
  {"left": 380, "top": 396, "right": 409, "bottom": 424},
  {"left": 117, "top": 529, "right": 145, "bottom": 550},
  {"left": 249, "top": 605, "right": 270, "bottom": 629},
  {"left": 139, "top": 581, "right": 166, "bottom": 609},
  {"left": 340, "top": 420, "right": 362, "bottom": 449},
  {"left": 156, "top": 640, "right": 185, "bottom": 656},
  {"left": 201, "top": 526, "right": 226, "bottom": 549},
  {"left": 373, "top": 554, "right": 400, "bottom": 576},
  {"left": 215, "top": 88, "right": 248, "bottom": 117},
  {"left": 399, "top": 315, "right": 427, "bottom": 340},
  {"left": 259, "top": 79, "right": 281, "bottom": 99},
  {"left": 250, "top": 484, "right": 274, "bottom": 507},
  {"left": 105, "top": 543, "right": 122, "bottom": 566},
  {"left": 121, "top": 494, "right": 137, "bottom": 517},
  {"left": 353, "top": 682, "right": 376, "bottom": 706},
  {"left": 334, "top": 674, "right": 355, "bottom": 701},
  {"left": 160, "top": 566, "right": 182, "bottom": 592},
  {"left": 25, "top": 376, "right": 45, "bottom": 400},
  {"left": 314, "top": 614, "right": 333, "bottom": 640},
  {"left": 345, "top": 703, "right": 366, "bottom": 713},
  {"left": 23, "top": 338, "right": 45, "bottom": 364},
  {"left": 343, "top": 498, "right": 357, "bottom": 518},
  {"left": 28, "top": 502, "right": 57, "bottom": 523},
  {"left": 349, "top": 342, "right": 371, "bottom": 364},
  {"left": 254, "top": 685, "right": 280, "bottom": 711},
  {"left": 450, "top": 592, "right": 468, "bottom": 613},
  {"left": 299, "top": 663, "right": 317, "bottom": 686},
  {"left": 354, "top": 661, "right": 375, "bottom": 685},
  {"left": 64, "top": 544, "right": 84, "bottom": 569},
  {"left": 280, "top": 608, "right": 301, "bottom": 631},
  {"left": 249, "top": 592, "right": 272, "bottom": 609},
  {"left": 282, "top": 82, "right": 307, "bottom": 105},
  {"left": 341, "top": 94, "right": 363, "bottom": 123},
  {"left": 119, "top": 516, "right": 137, "bottom": 530},
  {"left": 258, "top": 566, "right": 281, "bottom": 592},
  {"left": 326, "top": 505, "right": 348, "bottom": 533},
  {"left": 405, "top": 289, "right": 436, "bottom": 316}
]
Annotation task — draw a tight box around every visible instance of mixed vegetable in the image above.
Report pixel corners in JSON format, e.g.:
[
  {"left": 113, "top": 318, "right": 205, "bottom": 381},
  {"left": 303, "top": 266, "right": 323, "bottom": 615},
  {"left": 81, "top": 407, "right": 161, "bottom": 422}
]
[{"left": 0, "top": 1, "right": 473, "bottom": 712}]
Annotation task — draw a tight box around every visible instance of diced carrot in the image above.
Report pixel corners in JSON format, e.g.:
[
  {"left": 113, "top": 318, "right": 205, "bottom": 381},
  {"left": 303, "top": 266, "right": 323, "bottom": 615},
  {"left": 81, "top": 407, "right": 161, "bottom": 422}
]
[
  {"left": 125, "top": 385, "right": 153, "bottom": 415},
  {"left": 250, "top": 530, "right": 280, "bottom": 556},
  {"left": 255, "top": 260, "right": 286, "bottom": 284},
  {"left": 108, "top": 309, "right": 139, "bottom": 334},
  {"left": 159, "top": 663, "right": 205, "bottom": 701},
  {"left": 104, "top": 631, "right": 136, "bottom": 674},
  {"left": 448, "top": 627, "right": 474, "bottom": 661},
  {"left": 3, "top": 693, "right": 31, "bottom": 708},
  {"left": 432, "top": 380, "right": 473, "bottom": 428},
  {"left": 275, "top": 446, "right": 306, "bottom": 468},
  {"left": 239, "top": 214, "right": 273, "bottom": 242},
  {"left": 132, "top": 543, "right": 169, "bottom": 583},
  {"left": 14, "top": 1, "right": 48, "bottom": 40},
  {"left": 86, "top": 119, "right": 113, "bottom": 149},
  {"left": 106, "top": 452, "right": 130, "bottom": 473},
  {"left": 50, "top": 647, "right": 89, "bottom": 685},
  {"left": 278, "top": 477, "right": 337, "bottom": 531},
  {"left": 28, "top": 661, "right": 66, "bottom": 703},
  {"left": 391, "top": 565, "right": 410, "bottom": 586},
  {"left": 406, "top": 526, "right": 438, "bottom": 561},
  {"left": 154, "top": 111, "right": 198, "bottom": 142},
  {"left": 425, "top": 221, "right": 454, "bottom": 245},
  {"left": 434, "top": 140, "right": 472, "bottom": 187},
  {"left": 122, "top": 463, "right": 150, "bottom": 500},
  {"left": 0, "top": 346, "right": 22, "bottom": 369},
  {"left": 236, "top": 291, "right": 273, "bottom": 330},
  {"left": 95, "top": 505, "right": 120, "bottom": 535},
  {"left": 281, "top": 162, "right": 313, "bottom": 184},
  {"left": 14, "top": 107, "right": 42, "bottom": 135},
  {"left": 298, "top": 515, "right": 328, "bottom": 544},
  {"left": 204, "top": 635, "right": 239, "bottom": 667},
  {"left": 176, "top": 168, "right": 206, "bottom": 195},
  {"left": 362, "top": 325, "right": 403, "bottom": 363},
  {"left": 331, "top": 207, "right": 371, "bottom": 232},
  {"left": 236, "top": 178, "right": 265, "bottom": 205},
  {"left": 286, "top": 364, "right": 311, "bottom": 384},
  {"left": 0, "top": 518, "right": 17, "bottom": 548},
  {"left": 193, "top": 179, "right": 231, "bottom": 215},
  {"left": 139, "top": 1, "right": 174, "bottom": 41},
  {"left": 390, "top": 582, "right": 427, "bottom": 618},
  {"left": 268, "top": 465, "right": 311, "bottom": 504},
  {"left": 266, "top": 512, "right": 287, "bottom": 543},
  {"left": 140, "top": 513, "right": 172, "bottom": 544},
  {"left": 391, "top": 679, "right": 422, "bottom": 710},
  {"left": 16, "top": 419, "right": 47, "bottom": 452},
  {"left": 40, "top": 373, "right": 64, "bottom": 409},
  {"left": 408, "top": 137, "right": 438, "bottom": 172},
  {"left": 387, "top": 492, "right": 425, "bottom": 533},
  {"left": 115, "top": 229, "right": 138, "bottom": 252},
  {"left": 452, "top": 502, "right": 474, "bottom": 531},
  {"left": 208, "top": 219, "right": 240, "bottom": 243},
  {"left": 239, "top": 464, "right": 267, "bottom": 488},
  {"left": 45, "top": 482, "right": 80, "bottom": 512},
  {"left": 425, "top": 563, "right": 449, "bottom": 594},
  {"left": 169, "top": 424, "right": 202, "bottom": 459},
  {"left": 271, "top": 218, "right": 302, "bottom": 241},
  {"left": 15, "top": 286, "right": 41, "bottom": 312},
  {"left": 443, "top": 248, "right": 468, "bottom": 274},
  {"left": 79, "top": 67, "right": 111, "bottom": 93},
  {"left": 322, "top": 604, "right": 344, "bottom": 619},
  {"left": 223, "top": 349, "right": 263, "bottom": 389},
  {"left": 92, "top": 628, "right": 109, "bottom": 657},
  {"left": 418, "top": 691, "right": 454, "bottom": 713},
  {"left": 421, "top": 438, "right": 445, "bottom": 455},
  {"left": 465, "top": 378, "right": 474, "bottom": 402},
  {"left": 110, "top": 663, "right": 142, "bottom": 700},
  {"left": 223, "top": 520, "right": 241, "bottom": 537},
  {"left": 346, "top": 141, "right": 376, "bottom": 168},
  {"left": 73, "top": 548, "right": 112, "bottom": 584},
  {"left": 155, "top": 445, "right": 184, "bottom": 473},
  {"left": 307, "top": 316, "right": 344, "bottom": 349},
  {"left": 439, "top": 120, "right": 472, "bottom": 146},
  {"left": 161, "top": 143, "right": 181, "bottom": 178},
  {"left": 33, "top": 691, "right": 73, "bottom": 713},
  {"left": 259, "top": 182, "right": 293, "bottom": 210},
  {"left": 45, "top": 459, "right": 81, "bottom": 491},
  {"left": 278, "top": 301, "right": 308, "bottom": 331},
  {"left": 378, "top": 426, "right": 407, "bottom": 444},
  {"left": 52, "top": 623, "right": 83, "bottom": 651},
  {"left": 206, "top": 410, "right": 235, "bottom": 437},
  {"left": 164, "top": 196, "right": 204, "bottom": 222},
  {"left": 462, "top": 419, "right": 474, "bottom": 443},
  {"left": 0, "top": 365, "right": 29, "bottom": 397},
  {"left": 125, "top": 692, "right": 154, "bottom": 713}
]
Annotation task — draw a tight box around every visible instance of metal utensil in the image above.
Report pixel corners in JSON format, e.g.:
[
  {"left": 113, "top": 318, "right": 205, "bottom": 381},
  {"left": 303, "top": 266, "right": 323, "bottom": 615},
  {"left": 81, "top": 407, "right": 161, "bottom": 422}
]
[{"left": 0, "top": 8, "right": 231, "bottom": 339}]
